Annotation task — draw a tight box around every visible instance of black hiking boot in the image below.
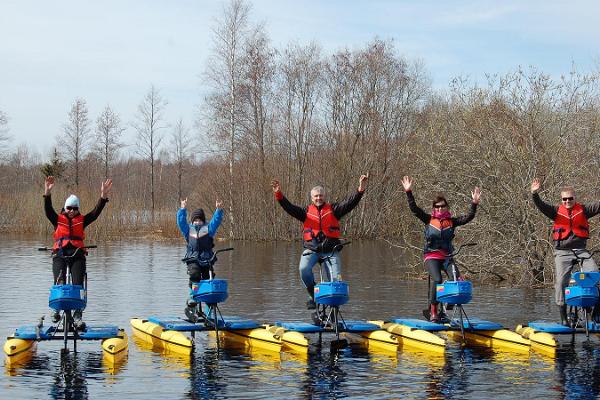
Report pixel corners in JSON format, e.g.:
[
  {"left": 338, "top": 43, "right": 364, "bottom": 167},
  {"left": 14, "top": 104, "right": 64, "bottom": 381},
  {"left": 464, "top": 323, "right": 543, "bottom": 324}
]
[{"left": 306, "top": 299, "right": 316, "bottom": 310}]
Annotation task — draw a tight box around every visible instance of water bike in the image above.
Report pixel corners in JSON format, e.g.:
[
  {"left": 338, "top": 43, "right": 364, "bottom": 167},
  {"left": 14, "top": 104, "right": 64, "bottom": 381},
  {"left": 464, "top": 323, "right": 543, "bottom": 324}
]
[
  {"left": 270, "top": 241, "right": 381, "bottom": 353},
  {"left": 366, "top": 244, "right": 530, "bottom": 354},
  {"left": 4, "top": 246, "right": 128, "bottom": 365},
  {"left": 131, "top": 247, "right": 283, "bottom": 355},
  {"left": 517, "top": 249, "right": 600, "bottom": 354}
]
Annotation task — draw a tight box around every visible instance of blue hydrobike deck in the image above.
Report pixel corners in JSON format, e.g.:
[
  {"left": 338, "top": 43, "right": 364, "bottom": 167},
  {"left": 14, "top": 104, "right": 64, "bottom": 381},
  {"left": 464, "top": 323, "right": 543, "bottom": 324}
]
[
  {"left": 275, "top": 320, "right": 380, "bottom": 334},
  {"left": 392, "top": 317, "right": 503, "bottom": 332},
  {"left": 12, "top": 324, "right": 122, "bottom": 341},
  {"left": 526, "top": 320, "right": 600, "bottom": 335},
  {"left": 147, "top": 315, "right": 262, "bottom": 332}
]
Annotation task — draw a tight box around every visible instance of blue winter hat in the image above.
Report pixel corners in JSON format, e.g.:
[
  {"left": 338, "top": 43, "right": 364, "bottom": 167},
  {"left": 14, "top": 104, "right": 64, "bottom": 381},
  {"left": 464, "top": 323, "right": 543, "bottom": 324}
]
[{"left": 64, "top": 194, "right": 80, "bottom": 209}]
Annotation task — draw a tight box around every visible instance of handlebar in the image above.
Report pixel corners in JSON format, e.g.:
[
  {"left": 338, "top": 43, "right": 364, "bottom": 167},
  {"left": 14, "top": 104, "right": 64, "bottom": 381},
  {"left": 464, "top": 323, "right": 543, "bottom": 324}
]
[
  {"left": 182, "top": 247, "right": 234, "bottom": 265},
  {"left": 445, "top": 243, "right": 477, "bottom": 259},
  {"left": 570, "top": 249, "right": 597, "bottom": 261},
  {"left": 38, "top": 245, "right": 97, "bottom": 251}
]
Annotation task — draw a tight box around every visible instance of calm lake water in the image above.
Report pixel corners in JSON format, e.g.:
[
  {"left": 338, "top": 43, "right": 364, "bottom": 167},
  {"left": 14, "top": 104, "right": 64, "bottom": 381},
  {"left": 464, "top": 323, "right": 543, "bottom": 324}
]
[{"left": 2, "top": 237, "right": 600, "bottom": 399}]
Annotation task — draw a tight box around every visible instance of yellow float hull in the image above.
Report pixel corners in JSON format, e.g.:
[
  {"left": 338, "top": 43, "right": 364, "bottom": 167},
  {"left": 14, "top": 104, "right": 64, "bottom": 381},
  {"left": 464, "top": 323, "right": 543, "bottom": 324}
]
[
  {"left": 446, "top": 328, "right": 531, "bottom": 353},
  {"left": 130, "top": 318, "right": 193, "bottom": 356},
  {"left": 515, "top": 324, "right": 557, "bottom": 357},
  {"left": 4, "top": 337, "right": 36, "bottom": 367},
  {"left": 218, "top": 327, "right": 283, "bottom": 353},
  {"left": 367, "top": 321, "right": 446, "bottom": 353},
  {"left": 4, "top": 337, "right": 36, "bottom": 357}
]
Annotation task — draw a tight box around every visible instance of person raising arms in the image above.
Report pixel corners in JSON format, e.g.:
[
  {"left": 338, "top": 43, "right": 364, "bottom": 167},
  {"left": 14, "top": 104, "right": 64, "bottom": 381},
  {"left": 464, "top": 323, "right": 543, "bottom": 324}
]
[
  {"left": 271, "top": 175, "right": 368, "bottom": 309},
  {"left": 402, "top": 176, "right": 481, "bottom": 322}
]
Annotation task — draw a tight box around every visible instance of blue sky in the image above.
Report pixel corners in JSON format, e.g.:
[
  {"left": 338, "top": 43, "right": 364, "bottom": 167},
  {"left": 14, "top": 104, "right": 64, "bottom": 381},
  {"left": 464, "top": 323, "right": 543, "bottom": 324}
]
[{"left": 1, "top": 0, "right": 599, "bottom": 157}]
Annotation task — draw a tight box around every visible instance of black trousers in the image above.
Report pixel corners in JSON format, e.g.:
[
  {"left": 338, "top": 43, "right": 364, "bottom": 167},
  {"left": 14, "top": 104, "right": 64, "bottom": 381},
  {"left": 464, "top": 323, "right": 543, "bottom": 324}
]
[
  {"left": 52, "top": 255, "right": 86, "bottom": 285},
  {"left": 187, "top": 262, "right": 211, "bottom": 287},
  {"left": 425, "top": 258, "right": 460, "bottom": 305}
]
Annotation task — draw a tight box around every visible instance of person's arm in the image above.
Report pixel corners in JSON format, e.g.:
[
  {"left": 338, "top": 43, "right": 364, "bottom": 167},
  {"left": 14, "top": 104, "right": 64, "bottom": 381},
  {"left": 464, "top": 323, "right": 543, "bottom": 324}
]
[
  {"left": 177, "top": 207, "right": 190, "bottom": 240},
  {"left": 277, "top": 194, "right": 307, "bottom": 222},
  {"left": 43, "top": 176, "right": 58, "bottom": 227},
  {"left": 208, "top": 201, "right": 224, "bottom": 236},
  {"left": 405, "top": 190, "right": 431, "bottom": 224},
  {"left": 452, "top": 203, "right": 478, "bottom": 226},
  {"left": 44, "top": 195, "right": 58, "bottom": 227},
  {"left": 83, "top": 198, "right": 109, "bottom": 227},
  {"left": 83, "top": 179, "right": 112, "bottom": 227},
  {"left": 583, "top": 201, "right": 600, "bottom": 218},
  {"left": 332, "top": 191, "right": 364, "bottom": 219},
  {"left": 271, "top": 179, "right": 306, "bottom": 221},
  {"left": 332, "top": 174, "right": 368, "bottom": 219},
  {"left": 453, "top": 186, "right": 481, "bottom": 226},
  {"left": 532, "top": 193, "right": 558, "bottom": 220}
]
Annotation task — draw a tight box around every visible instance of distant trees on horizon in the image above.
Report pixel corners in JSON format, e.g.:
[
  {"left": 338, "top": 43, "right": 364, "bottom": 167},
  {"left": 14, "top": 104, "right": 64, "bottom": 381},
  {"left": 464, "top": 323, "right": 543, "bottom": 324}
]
[{"left": 1, "top": 0, "right": 600, "bottom": 286}]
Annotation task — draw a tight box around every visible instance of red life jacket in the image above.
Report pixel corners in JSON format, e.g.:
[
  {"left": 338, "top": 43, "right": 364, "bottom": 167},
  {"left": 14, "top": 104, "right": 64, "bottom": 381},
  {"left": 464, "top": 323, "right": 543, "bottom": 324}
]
[
  {"left": 53, "top": 213, "right": 86, "bottom": 250},
  {"left": 302, "top": 203, "right": 341, "bottom": 241},
  {"left": 553, "top": 203, "right": 589, "bottom": 240}
]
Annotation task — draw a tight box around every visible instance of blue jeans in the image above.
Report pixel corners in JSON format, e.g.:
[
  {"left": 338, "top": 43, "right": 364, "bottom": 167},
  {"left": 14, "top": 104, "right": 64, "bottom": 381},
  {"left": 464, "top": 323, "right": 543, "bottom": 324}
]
[{"left": 299, "top": 249, "right": 342, "bottom": 297}]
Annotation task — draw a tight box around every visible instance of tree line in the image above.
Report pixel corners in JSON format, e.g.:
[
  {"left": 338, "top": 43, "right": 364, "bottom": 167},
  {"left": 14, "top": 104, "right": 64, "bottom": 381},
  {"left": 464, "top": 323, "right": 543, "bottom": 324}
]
[{"left": 1, "top": 0, "right": 600, "bottom": 285}]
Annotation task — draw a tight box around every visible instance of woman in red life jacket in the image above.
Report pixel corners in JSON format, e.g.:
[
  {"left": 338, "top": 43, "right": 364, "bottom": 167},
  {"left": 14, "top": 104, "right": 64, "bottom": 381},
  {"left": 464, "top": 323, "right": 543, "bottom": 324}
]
[
  {"left": 43, "top": 176, "right": 112, "bottom": 325},
  {"left": 531, "top": 178, "right": 600, "bottom": 325},
  {"left": 271, "top": 175, "right": 368, "bottom": 310},
  {"left": 402, "top": 176, "right": 481, "bottom": 323}
]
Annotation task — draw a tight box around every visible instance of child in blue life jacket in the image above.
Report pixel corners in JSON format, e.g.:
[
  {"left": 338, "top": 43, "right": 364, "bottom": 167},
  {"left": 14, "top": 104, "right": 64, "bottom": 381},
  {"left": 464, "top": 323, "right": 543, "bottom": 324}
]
[{"left": 177, "top": 198, "right": 224, "bottom": 319}]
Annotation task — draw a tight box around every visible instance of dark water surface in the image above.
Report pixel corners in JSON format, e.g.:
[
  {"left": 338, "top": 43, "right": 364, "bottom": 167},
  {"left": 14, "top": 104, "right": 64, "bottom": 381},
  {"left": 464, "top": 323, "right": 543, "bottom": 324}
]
[{"left": 2, "top": 238, "right": 600, "bottom": 399}]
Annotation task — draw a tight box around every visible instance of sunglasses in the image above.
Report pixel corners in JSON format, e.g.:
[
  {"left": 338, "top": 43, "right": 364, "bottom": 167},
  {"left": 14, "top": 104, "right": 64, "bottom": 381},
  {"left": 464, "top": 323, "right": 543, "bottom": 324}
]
[
  {"left": 66, "top": 206, "right": 79, "bottom": 211},
  {"left": 562, "top": 197, "right": 574, "bottom": 201},
  {"left": 433, "top": 204, "right": 447, "bottom": 209}
]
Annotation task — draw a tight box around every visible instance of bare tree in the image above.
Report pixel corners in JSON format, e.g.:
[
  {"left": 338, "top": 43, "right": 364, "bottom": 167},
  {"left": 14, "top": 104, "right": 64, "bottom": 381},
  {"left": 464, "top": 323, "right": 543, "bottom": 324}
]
[
  {"left": 204, "top": 0, "right": 251, "bottom": 238},
  {"left": 133, "top": 85, "right": 168, "bottom": 223},
  {"left": 276, "top": 42, "right": 323, "bottom": 199},
  {"left": 238, "top": 25, "right": 277, "bottom": 236},
  {"left": 0, "top": 110, "right": 10, "bottom": 160},
  {"left": 170, "top": 118, "right": 193, "bottom": 202},
  {"left": 95, "top": 104, "right": 125, "bottom": 179},
  {"left": 57, "top": 98, "right": 91, "bottom": 187}
]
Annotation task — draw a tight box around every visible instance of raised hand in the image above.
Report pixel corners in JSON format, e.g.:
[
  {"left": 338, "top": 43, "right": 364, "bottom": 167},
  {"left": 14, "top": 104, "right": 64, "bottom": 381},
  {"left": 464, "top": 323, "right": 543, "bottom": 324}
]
[
  {"left": 216, "top": 199, "right": 223, "bottom": 209},
  {"left": 101, "top": 179, "right": 113, "bottom": 199},
  {"left": 271, "top": 180, "right": 281, "bottom": 193},
  {"left": 531, "top": 178, "right": 541, "bottom": 194},
  {"left": 401, "top": 176, "right": 413, "bottom": 192},
  {"left": 181, "top": 198, "right": 188, "bottom": 209},
  {"left": 472, "top": 187, "right": 482, "bottom": 204},
  {"left": 44, "top": 176, "right": 55, "bottom": 195},
  {"left": 358, "top": 173, "right": 369, "bottom": 192}
]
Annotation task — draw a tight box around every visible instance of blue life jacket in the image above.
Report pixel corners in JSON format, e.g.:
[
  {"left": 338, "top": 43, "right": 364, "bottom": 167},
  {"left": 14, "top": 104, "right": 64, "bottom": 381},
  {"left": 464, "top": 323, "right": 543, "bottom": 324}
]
[
  {"left": 424, "top": 217, "right": 455, "bottom": 253},
  {"left": 185, "top": 223, "right": 215, "bottom": 263}
]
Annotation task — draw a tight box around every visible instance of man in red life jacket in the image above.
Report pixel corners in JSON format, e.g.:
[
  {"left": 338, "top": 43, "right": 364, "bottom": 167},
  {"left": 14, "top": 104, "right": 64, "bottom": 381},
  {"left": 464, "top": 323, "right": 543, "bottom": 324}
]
[
  {"left": 44, "top": 175, "right": 112, "bottom": 328},
  {"left": 271, "top": 175, "right": 368, "bottom": 309},
  {"left": 531, "top": 178, "right": 600, "bottom": 325}
]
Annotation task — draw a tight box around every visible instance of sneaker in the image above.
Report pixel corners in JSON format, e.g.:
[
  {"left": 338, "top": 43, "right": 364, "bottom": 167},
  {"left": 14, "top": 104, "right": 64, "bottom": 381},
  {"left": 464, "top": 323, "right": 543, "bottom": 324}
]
[
  {"left": 306, "top": 299, "right": 316, "bottom": 310},
  {"left": 184, "top": 305, "right": 198, "bottom": 323},
  {"left": 51, "top": 310, "right": 61, "bottom": 324},
  {"left": 73, "top": 310, "right": 86, "bottom": 331}
]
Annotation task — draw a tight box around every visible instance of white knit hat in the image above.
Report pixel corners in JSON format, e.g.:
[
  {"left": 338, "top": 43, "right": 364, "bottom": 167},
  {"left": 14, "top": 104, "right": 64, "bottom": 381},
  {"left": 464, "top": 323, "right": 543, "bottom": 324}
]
[{"left": 64, "top": 194, "right": 80, "bottom": 209}]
